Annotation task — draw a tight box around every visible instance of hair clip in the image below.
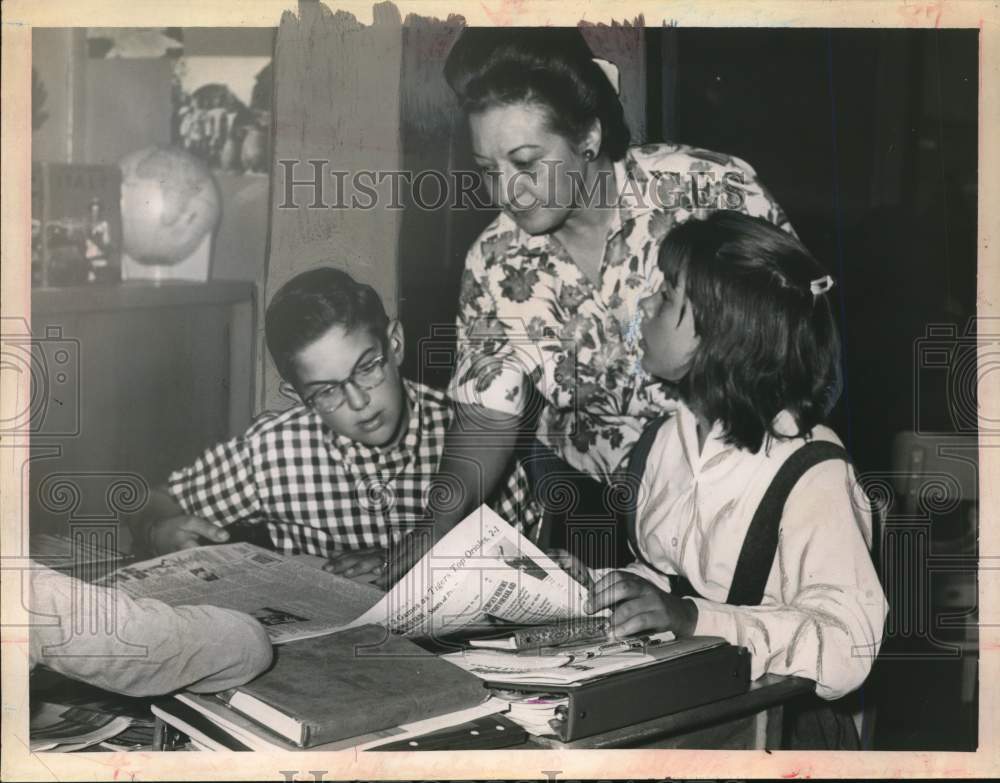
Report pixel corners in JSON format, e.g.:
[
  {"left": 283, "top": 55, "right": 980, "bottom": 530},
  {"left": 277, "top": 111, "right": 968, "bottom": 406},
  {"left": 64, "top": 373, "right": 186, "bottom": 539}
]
[
  {"left": 592, "top": 57, "right": 620, "bottom": 95},
  {"left": 810, "top": 274, "right": 835, "bottom": 296}
]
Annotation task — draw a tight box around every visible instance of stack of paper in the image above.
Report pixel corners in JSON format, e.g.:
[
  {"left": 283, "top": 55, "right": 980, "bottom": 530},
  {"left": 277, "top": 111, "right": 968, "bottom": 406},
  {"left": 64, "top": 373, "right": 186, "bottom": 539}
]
[
  {"left": 30, "top": 701, "right": 134, "bottom": 752},
  {"left": 491, "top": 691, "right": 568, "bottom": 737},
  {"left": 443, "top": 632, "right": 691, "bottom": 686}
]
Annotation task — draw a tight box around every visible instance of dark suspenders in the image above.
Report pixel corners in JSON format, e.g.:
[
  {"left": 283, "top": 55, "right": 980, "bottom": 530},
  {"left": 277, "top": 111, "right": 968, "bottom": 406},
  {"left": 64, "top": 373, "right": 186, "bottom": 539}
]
[{"left": 622, "top": 415, "right": 850, "bottom": 607}]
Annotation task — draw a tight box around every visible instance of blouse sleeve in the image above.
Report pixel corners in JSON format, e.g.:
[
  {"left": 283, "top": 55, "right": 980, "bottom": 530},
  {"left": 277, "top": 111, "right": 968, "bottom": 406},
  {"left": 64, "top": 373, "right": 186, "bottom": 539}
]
[
  {"left": 446, "top": 237, "right": 541, "bottom": 417},
  {"left": 687, "top": 461, "right": 888, "bottom": 700},
  {"left": 29, "top": 565, "right": 273, "bottom": 696},
  {"left": 725, "top": 153, "right": 796, "bottom": 236}
]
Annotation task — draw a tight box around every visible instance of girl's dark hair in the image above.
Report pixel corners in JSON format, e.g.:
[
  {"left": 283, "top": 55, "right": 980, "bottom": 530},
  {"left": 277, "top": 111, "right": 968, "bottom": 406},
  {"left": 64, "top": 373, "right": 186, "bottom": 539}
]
[
  {"left": 444, "top": 27, "right": 630, "bottom": 161},
  {"left": 658, "top": 211, "right": 841, "bottom": 453},
  {"left": 265, "top": 267, "right": 389, "bottom": 385}
]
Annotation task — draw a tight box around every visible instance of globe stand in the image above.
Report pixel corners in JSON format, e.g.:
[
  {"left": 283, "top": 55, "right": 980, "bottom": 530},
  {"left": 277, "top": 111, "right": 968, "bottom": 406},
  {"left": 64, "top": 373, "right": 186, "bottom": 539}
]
[{"left": 121, "top": 232, "right": 213, "bottom": 283}]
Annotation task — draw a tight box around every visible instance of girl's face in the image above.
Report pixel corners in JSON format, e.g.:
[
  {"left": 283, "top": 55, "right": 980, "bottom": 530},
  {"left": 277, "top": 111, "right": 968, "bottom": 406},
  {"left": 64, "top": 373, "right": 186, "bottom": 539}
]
[
  {"left": 468, "top": 101, "right": 590, "bottom": 236},
  {"left": 638, "top": 276, "right": 700, "bottom": 382}
]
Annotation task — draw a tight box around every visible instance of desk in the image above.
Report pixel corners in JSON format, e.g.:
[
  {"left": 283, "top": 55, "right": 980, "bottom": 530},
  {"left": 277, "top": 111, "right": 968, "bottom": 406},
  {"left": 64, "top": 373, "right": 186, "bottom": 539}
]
[
  {"left": 35, "top": 669, "right": 811, "bottom": 751},
  {"left": 140, "top": 674, "right": 813, "bottom": 752},
  {"left": 520, "top": 674, "right": 813, "bottom": 750}
]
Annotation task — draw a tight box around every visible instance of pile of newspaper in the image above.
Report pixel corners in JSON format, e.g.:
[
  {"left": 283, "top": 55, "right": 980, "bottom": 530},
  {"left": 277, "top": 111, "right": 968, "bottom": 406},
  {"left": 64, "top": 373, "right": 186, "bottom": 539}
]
[{"left": 30, "top": 700, "right": 154, "bottom": 752}]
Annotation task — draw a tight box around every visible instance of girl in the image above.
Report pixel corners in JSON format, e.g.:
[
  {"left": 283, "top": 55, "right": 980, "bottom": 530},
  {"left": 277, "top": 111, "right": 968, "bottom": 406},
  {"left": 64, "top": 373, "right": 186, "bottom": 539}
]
[{"left": 586, "top": 211, "right": 887, "bottom": 708}]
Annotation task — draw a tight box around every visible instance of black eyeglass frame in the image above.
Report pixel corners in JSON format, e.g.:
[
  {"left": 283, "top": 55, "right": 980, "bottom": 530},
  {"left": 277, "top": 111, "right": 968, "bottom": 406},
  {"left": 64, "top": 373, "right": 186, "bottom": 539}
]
[{"left": 284, "top": 353, "right": 390, "bottom": 412}]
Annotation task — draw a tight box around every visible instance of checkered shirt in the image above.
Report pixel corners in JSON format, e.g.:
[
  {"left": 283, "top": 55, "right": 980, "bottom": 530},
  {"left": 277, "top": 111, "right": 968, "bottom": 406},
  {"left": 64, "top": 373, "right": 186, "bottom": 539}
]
[{"left": 168, "top": 379, "right": 541, "bottom": 557}]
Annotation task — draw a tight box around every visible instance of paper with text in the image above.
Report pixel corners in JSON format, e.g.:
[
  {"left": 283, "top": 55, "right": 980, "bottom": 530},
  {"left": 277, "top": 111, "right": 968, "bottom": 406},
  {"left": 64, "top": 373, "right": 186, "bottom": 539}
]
[
  {"left": 104, "top": 543, "right": 382, "bottom": 644},
  {"left": 349, "top": 505, "right": 591, "bottom": 638}
]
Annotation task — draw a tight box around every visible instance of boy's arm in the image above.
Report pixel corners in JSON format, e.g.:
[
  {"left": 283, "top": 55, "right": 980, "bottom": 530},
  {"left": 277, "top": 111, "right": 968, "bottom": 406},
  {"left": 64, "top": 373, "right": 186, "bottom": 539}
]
[
  {"left": 434, "top": 402, "right": 523, "bottom": 532},
  {"left": 378, "top": 403, "right": 522, "bottom": 588},
  {"left": 128, "top": 486, "right": 230, "bottom": 557},
  {"left": 133, "top": 426, "right": 264, "bottom": 557}
]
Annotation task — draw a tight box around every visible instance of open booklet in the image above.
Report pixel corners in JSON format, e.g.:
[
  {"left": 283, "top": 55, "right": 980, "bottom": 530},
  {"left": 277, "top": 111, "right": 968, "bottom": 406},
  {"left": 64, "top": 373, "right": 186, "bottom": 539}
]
[{"left": 104, "top": 505, "right": 591, "bottom": 644}]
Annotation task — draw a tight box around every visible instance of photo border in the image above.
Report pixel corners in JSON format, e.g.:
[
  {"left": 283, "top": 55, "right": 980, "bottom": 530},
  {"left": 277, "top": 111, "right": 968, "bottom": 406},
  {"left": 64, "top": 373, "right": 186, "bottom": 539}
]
[{"left": 2, "top": 0, "right": 997, "bottom": 779}]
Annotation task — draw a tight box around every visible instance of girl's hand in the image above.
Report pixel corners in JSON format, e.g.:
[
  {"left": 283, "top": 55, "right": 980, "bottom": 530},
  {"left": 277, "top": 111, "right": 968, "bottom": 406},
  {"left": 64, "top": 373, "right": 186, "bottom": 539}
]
[
  {"left": 585, "top": 570, "right": 699, "bottom": 638},
  {"left": 323, "top": 548, "right": 388, "bottom": 581}
]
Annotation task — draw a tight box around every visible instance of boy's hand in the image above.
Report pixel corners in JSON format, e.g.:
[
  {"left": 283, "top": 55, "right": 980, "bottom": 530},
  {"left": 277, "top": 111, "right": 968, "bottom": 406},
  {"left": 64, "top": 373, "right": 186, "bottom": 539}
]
[
  {"left": 323, "top": 548, "right": 387, "bottom": 581},
  {"left": 585, "top": 570, "right": 698, "bottom": 638},
  {"left": 149, "top": 514, "right": 229, "bottom": 555},
  {"left": 547, "top": 548, "right": 593, "bottom": 590}
]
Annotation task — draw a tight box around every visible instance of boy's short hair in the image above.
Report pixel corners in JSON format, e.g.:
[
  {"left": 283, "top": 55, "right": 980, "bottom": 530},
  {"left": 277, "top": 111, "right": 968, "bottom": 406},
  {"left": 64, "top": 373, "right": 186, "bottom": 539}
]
[
  {"left": 658, "top": 212, "right": 841, "bottom": 453},
  {"left": 265, "top": 267, "right": 389, "bottom": 385}
]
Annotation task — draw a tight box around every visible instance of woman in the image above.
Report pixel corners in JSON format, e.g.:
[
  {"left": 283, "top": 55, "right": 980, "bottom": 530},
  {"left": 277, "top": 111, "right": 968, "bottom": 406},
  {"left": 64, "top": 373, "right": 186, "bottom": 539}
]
[{"left": 386, "top": 27, "right": 793, "bottom": 578}]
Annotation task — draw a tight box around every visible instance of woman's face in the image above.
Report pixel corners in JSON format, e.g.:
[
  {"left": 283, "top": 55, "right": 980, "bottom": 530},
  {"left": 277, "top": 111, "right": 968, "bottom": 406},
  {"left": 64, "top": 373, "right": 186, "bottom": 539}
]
[
  {"left": 468, "top": 101, "right": 589, "bottom": 236},
  {"left": 638, "top": 276, "right": 701, "bottom": 383}
]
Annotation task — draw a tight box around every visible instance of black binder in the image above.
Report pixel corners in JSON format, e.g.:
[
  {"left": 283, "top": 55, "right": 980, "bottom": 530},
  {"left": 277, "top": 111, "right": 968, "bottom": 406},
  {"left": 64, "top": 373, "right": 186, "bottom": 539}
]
[{"left": 487, "top": 643, "right": 751, "bottom": 742}]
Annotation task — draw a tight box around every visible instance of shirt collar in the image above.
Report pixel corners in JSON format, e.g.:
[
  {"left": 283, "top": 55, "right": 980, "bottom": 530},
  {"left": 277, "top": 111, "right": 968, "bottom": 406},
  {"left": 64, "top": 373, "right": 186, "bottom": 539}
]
[
  {"left": 323, "top": 379, "right": 422, "bottom": 465},
  {"left": 675, "top": 401, "right": 730, "bottom": 471},
  {"left": 676, "top": 402, "right": 808, "bottom": 468}
]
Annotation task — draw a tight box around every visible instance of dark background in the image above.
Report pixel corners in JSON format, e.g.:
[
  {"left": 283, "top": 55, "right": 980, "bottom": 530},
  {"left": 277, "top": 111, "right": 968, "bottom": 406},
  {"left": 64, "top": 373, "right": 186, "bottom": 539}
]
[
  {"left": 398, "top": 27, "right": 980, "bottom": 750},
  {"left": 658, "top": 30, "right": 979, "bottom": 751}
]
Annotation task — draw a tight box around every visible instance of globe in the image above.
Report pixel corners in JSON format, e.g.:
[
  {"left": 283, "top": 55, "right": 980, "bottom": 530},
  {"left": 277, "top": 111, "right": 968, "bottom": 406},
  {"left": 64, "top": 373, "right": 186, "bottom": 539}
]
[{"left": 118, "top": 146, "right": 221, "bottom": 267}]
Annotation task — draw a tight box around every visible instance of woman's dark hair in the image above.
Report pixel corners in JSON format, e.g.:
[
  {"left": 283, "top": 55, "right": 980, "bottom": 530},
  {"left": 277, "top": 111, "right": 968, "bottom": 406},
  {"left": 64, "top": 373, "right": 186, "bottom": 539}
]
[
  {"left": 444, "top": 27, "right": 630, "bottom": 161},
  {"left": 658, "top": 211, "right": 842, "bottom": 453},
  {"left": 265, "top": 267, "right": 389, "bottom": 385}
]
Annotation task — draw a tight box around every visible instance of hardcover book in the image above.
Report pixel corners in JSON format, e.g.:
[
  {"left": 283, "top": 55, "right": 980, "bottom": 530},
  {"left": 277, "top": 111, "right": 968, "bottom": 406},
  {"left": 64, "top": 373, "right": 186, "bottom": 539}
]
[{"left": 217, "top": 624, "right": 488, "bottom": 747}]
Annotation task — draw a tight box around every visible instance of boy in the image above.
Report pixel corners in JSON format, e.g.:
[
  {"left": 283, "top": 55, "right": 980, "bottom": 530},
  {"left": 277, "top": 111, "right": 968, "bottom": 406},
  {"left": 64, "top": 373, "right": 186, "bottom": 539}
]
[{"left": 132, "top": 268, "right": 538, "bottom": 578}]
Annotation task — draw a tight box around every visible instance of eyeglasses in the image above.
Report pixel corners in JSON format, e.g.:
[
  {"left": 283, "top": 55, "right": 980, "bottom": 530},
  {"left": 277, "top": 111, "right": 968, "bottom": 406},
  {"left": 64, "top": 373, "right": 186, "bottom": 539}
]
[{"left": 294, "top": 354, "right": 389, "bottom": 413}]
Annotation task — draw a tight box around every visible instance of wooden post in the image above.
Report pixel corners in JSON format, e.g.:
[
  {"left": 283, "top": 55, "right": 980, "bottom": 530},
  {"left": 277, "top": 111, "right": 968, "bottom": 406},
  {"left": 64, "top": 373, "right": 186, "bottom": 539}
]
[{"left": 263, "top": 1, "right": 404, "bottom": 411}]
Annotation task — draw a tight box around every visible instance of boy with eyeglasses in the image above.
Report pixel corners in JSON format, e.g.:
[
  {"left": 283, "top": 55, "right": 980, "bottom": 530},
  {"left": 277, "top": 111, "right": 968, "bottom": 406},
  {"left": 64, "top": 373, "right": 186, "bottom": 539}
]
[{"left": 131, "top": 267, "right": 539, "bottom": 578}]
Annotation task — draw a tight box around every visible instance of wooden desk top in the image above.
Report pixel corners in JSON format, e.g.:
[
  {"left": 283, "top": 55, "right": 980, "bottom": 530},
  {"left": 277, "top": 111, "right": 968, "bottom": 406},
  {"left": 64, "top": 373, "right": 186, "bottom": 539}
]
[{"left": 34, "top": 665, "right": 815, "bottom": 752}]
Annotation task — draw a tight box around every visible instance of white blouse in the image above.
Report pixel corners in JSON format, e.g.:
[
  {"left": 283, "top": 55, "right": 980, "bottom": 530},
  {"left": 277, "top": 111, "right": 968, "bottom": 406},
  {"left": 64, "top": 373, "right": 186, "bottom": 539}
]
[{"left": 624, "top": 403, "right": 887, "bottom": 700}]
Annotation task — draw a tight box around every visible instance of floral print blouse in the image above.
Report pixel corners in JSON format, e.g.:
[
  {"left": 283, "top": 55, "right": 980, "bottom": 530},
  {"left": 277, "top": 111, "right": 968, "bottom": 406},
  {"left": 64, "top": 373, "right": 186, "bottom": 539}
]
[{"left": 448, "top": 143, "right": 792, "bottom": 482}]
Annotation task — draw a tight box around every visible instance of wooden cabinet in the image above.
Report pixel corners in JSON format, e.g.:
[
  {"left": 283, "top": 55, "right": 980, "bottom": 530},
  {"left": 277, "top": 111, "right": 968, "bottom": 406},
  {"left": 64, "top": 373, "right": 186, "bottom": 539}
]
[{"left": 28, "top": 282, "right": 256, "bottom": 549}]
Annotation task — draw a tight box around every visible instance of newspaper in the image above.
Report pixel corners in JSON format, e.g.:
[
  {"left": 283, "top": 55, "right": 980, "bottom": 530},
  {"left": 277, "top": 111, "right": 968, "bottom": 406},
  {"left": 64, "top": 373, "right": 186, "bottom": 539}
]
[
  {"left": 104, "top": 543, "right": 382, "bottom": 645},
  {"left": 349, "top": 505, "right": 591, "bottom": 639},
  {"left": 30, "top": 701, "right": 133, "bottom": 752}
]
